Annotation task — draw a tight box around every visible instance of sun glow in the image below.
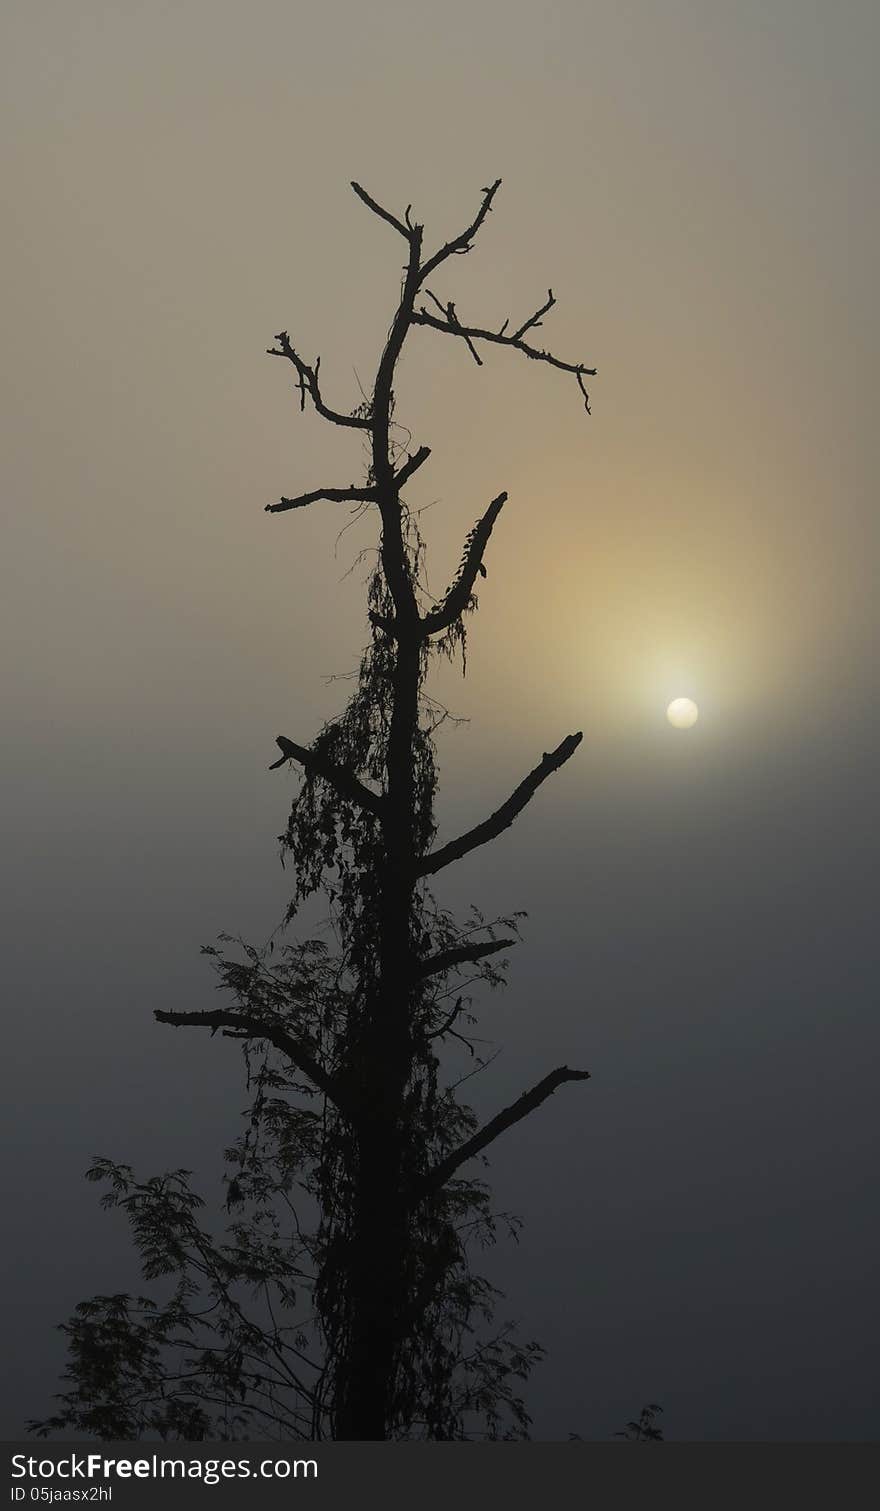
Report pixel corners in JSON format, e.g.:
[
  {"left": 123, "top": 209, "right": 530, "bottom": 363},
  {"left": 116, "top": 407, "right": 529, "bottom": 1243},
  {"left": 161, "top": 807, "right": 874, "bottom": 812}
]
[{"left": 667, "top": 697, "right": 699, "bottom": 729}]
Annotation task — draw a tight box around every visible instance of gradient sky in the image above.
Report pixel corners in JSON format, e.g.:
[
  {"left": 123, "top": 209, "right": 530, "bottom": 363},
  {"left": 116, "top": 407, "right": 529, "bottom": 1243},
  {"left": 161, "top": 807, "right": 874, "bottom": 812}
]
[{"left": 3, "top": 0, "right": 878, "bottom": 1440}]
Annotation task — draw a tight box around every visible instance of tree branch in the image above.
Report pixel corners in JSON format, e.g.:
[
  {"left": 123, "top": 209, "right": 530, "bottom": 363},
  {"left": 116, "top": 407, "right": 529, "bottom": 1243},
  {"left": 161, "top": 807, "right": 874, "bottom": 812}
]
[
  {"left": 410, "top": 298, "right": 596, "bottom": 412},
  {"left": 368, "top": 610, "right": 396, "bottom": 637},
  {"left": 266, "top": 485, "right": 378, "bottom": 515},
  {"left": 421, "top": 492, "right": 506, "bottom": 637},
  {"left": 417, "top": 937, "right": 516, "bottom": 980},
  {"left": 422, "top": 1066, "right": 591, "bottom": 1191},
  {"left": 269, "top": 736, "right": 385, "bottom": 817},
  {"left": 510, "top": 288, "right": 556, "bottom": 341},
  {"left": 423, "top": 291, "right": 483, "bottom": 365},
  {"left": 350, "top": 181, "right": 418, "bottom": 242},
  {"left": 416, "top": 733, "right": 583, "bottom": 877},
  {"left": 393, "top": 445, "right": 432, "bottom": 489},
  {"left": 267, "top": 333, "right": 372, "bottom": 429},
  {"left": 419, "top": 179, "right": 502, "bottom": 280},
  {"left": 154, "top": 1008, "right": 355, "bottom": 1119}
]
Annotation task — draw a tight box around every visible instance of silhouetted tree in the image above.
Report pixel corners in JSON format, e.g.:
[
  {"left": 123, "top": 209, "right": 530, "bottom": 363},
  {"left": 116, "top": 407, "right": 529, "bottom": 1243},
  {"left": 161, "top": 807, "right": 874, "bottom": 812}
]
[
  {"left": 32, "top": 180, "right": 596, "bottom": 1442},
  {"left": 614, "top": 1404, "right": 664, "bottom": 1442},
  {"left": 568, "top": 1403, "right": 665, "bottom": 1443}
]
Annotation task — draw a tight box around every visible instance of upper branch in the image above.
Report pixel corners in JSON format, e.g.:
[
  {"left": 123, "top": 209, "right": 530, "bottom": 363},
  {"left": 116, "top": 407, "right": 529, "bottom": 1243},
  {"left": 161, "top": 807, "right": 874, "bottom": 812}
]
[
  {"left": 350, "top": 181, "right": 419, "bottom": 242},
  {"left": 411, "top": 291, "right": 596, "bottom": 412},
  {"left": 267, "top": 333, "right": 372, "bottom": 430},
  {"left": 154, "top": 1007, "right": 355, "bottom": 1119},
  {"left": 421, "top": 492, "right": 507, "bottom": 637},
  {"left": 266, "top": 484, "right": 378, "bottom": 515},
  {"left": 422, "top": 1065, "right": 591, "bottom": 1192},
  {"left": 419, "top": 179, "right": 502, "bottom": 280},
  {"left": 269, "top": 736, "right": 385, "bottom": 817},
  {"left": 416, "top": 733, "right": 583, "bottom": 877}
]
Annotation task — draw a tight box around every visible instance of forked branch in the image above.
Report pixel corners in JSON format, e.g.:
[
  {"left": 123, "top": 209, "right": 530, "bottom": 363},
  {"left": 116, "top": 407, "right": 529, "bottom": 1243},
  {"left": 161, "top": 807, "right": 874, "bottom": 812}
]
[
  {"left": 411, "top": 294, "right": 596, "bottom": 412},
  {"left": 416, "top": 733, "right": 583, "bottom": 877},
  {"left": 422, "top": 1065, "right": 591, "bottom": 1191},
  {"left": 350, "top": 181, "right": 419, "bottom": 242},
  {"left": 267, "top": 333, "right": 372, "bottom": 430}
]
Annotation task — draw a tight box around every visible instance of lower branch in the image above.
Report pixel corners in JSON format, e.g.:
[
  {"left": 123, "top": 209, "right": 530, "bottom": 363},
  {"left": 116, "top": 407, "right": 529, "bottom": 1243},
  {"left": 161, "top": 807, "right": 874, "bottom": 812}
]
[
  {"left": 422, "top": 1066, "right": 591, "bottom": 1192},
  {"left": 266, "top": 485, "right": 377, "bottom": 515}
]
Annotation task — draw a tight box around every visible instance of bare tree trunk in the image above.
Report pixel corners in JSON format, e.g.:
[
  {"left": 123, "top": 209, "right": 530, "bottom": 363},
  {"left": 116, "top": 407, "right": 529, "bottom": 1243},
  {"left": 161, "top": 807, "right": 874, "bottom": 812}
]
[{"left": 334, "top": 240, "right": 423, "bottom": 1437}]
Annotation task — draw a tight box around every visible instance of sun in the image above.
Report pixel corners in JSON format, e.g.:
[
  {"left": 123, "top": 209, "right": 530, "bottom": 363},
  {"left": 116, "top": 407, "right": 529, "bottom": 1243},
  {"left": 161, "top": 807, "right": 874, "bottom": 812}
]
[{"left": 667, "top": 697, "right": 699, "bottom": 729}]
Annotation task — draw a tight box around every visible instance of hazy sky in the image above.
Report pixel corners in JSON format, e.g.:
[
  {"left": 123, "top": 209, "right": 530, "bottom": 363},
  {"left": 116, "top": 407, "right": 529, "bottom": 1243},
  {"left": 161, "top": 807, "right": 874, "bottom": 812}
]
[{"left": 3, "top": 0, "right": 878, "bottom": 1439}]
